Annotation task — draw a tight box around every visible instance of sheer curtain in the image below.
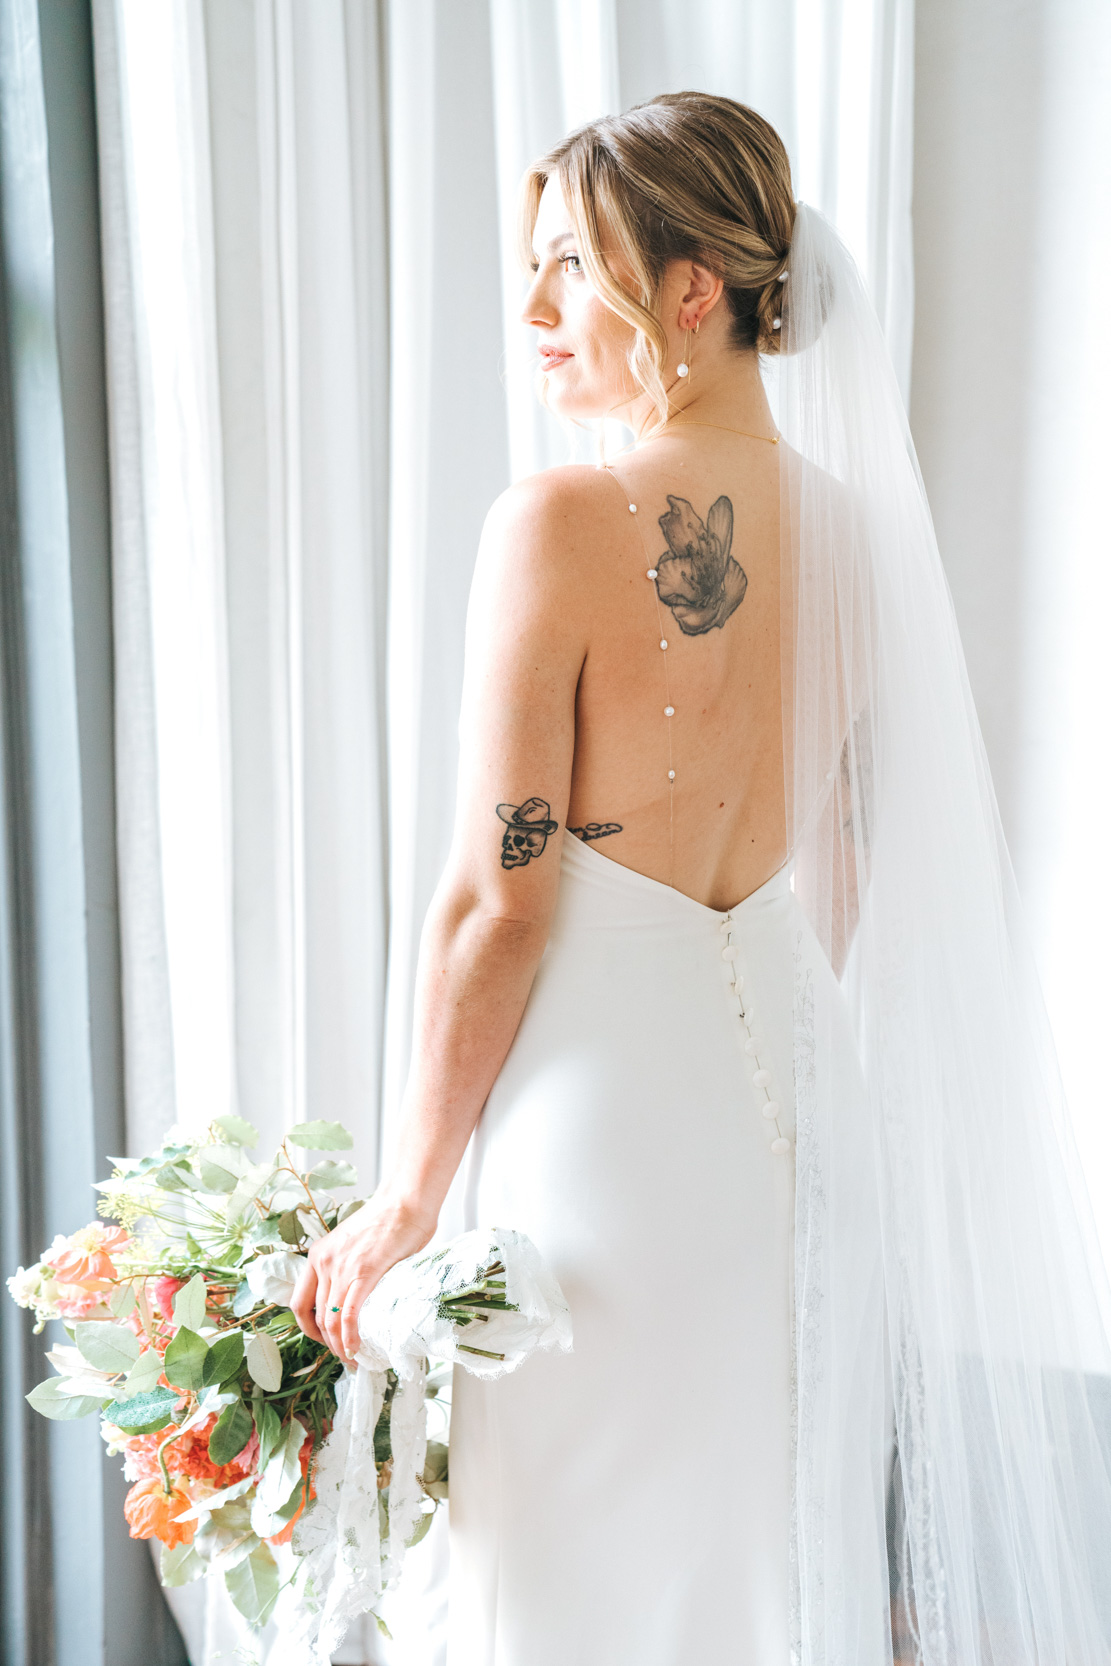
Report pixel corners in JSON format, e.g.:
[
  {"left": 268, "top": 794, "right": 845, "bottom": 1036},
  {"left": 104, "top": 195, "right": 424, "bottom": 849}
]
[{"left": 91, "top": 3, "right": 912, "bottom": 1661}]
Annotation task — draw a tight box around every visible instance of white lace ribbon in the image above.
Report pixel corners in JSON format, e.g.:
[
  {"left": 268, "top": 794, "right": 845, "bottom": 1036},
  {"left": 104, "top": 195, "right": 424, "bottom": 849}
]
[{"left": 280, "top": 1227, "right": 571, "bottom": 1665}]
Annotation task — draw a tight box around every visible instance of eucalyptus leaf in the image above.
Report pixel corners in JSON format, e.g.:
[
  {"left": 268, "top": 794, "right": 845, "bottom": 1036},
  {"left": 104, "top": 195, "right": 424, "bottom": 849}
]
[
  {"left": 202, "top": 1330, "right": 245, "bottom": 1388},
  {"left": 256, "top": 1417, "right": 307, "bottom": 1513},
  {"left": 277, "top": 1210, "right": 303, "bottom": 1246},
  {"left": 160, "top": 1542, "right": 205, "bottom": 1587},
  {"left": 245, "top": 1331, "right": 283, "bottom": 1393},
  {"left": 286, "top": 1120, "right": 353, "bottom": 1151},
  {"left": 154, "top": 1162, "right": 188, "bottom": 1192},
  {"left": 213, "top": 1115, "right": 259, "bottom": 1148},
  {"left": 336, "top": 1197, "right": 366, "bottom": 1225},
  {"left": 198, "top": 1155, "right": 239, "bottom": 1194},
  {"left": 172, "top": 1273, "right": 207, "bottom": 1333},
  {"left": 232, "top": 1279, "right": 257, "bottom": 1317},
  {"left": 224, "top": 1543, "right": 279, "bottom": 1627},
  {"left": 74, "top": 1320, "right": 141, "bottom": 1374},
  {"left": 253, "top": 1400, "right": 281, "bottom": 1472},
  {"left": 208, "top": 1396, "right": 253, "bottom": 1466},
  {"left": 110, "top": 1386, "right": 179, "bottom": 1434},
  {"left": 406, "top": 1509, "right": 435, "bottom": 1548},
  {"left": 163, "top": 1326, "right": 209, "bottom": 1392},
  {"left": 26, "top": 1377, "right": 104, "bottom": 1421},
  {"left": 122, "top": 1348, "right": 164, "bottom": 1397},
  {"left": 108, "top": 1283, "right": 137, "bottom": 1320},
  {"left": 306, "top": 1159, "right": 357, "bottom": 1189}
]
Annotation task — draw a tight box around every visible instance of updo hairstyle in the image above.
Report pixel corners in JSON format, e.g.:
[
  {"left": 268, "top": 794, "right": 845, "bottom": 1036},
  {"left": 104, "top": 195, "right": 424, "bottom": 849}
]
[{"left": 520, "top": 92, "right": 796, "bottom": 428}]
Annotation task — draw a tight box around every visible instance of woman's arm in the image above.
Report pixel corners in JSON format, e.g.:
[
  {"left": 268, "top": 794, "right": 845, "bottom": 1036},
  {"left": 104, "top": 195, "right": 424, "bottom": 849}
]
[{"left": 291, "top": 472, "right": 593, "bottom": 1361}]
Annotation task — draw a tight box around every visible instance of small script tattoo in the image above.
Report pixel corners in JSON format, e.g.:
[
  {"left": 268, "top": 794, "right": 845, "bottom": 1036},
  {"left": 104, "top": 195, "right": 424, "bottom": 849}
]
[
  {"left": 496, "top": 797, "right": 559, "bottom": 868},
  {"left": 654, "top": 494, "right": 747, "bottom": 635},
  {"left": 569, "top": 821, "right": 623, "bottom": 843}
]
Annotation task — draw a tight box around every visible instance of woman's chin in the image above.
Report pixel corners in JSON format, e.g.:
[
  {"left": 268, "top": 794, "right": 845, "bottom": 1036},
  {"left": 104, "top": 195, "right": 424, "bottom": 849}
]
[{"left": 542, "top": 383, "right": 616, "bottom": 425}]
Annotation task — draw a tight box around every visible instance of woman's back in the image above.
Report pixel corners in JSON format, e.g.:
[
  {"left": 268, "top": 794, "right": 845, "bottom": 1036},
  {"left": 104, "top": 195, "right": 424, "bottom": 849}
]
[{"left": 564, "top": 429, "right": 786, "bottom": 912}]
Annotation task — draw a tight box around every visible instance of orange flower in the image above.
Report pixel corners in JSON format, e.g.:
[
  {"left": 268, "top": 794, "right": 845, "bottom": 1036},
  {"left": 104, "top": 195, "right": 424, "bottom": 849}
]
[
  {"left": 124, "top": 1477, "right": 196, "bottom": 1548},
  {"left": 124, "top": 1415, "right": 257, "bottom": 1489},
  {"left": 46, "top": 1225, "right": 129, "bottom": 1288}
]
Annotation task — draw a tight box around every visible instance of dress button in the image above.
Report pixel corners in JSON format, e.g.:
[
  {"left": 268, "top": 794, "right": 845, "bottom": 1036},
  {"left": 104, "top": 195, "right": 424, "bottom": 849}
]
[
  {"left": 770, "top": 1137, "right": 791, "bottom": 1155},
  {"left": 762, "top": 1101, "right": 780, "bottom": 1120},
  {"left": 721, "top": 945, "right": 738, "bottom": 962},
  {"left": 752, "top": 1068, "right": 771, "bottom": 1087},
  {"left": 744, "top": 1039, "right": 759, "bottom": 1055}
]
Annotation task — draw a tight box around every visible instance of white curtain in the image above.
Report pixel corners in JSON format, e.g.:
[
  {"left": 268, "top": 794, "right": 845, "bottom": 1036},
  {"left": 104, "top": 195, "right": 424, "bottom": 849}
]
[{"left": 92, "top": 2, "right": 913, "bottom": 1661}]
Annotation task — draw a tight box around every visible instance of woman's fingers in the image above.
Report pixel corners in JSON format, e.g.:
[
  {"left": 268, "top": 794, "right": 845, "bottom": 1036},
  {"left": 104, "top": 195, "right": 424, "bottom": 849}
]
[
  {"left": 339, "top": 1273, "right": 380, "bottom": 1363},
  {"left": 291, "top": 1260, "right": 324, "bottom": 1344}
]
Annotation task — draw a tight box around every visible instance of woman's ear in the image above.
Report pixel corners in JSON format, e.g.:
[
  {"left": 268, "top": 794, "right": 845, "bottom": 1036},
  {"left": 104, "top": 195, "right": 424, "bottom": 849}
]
[{"left": 677, "top": 260, "right": 725, "bottom": 329}]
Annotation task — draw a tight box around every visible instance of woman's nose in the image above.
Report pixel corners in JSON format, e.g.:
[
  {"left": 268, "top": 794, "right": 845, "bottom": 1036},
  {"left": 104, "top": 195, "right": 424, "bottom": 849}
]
[{"left": 521, "top": 275, "right": 557, "bottom": 330}]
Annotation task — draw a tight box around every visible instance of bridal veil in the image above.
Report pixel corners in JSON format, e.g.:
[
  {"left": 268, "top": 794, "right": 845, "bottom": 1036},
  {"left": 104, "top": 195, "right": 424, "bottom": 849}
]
[{"left": 776, "top": 204, "right": 1111, "bottom": 1665}]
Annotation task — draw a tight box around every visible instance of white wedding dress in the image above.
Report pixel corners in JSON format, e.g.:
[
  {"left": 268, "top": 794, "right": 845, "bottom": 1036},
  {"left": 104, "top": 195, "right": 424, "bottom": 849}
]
[{"left": 448, "top": 828, "right": 871, "bottom": 1665}]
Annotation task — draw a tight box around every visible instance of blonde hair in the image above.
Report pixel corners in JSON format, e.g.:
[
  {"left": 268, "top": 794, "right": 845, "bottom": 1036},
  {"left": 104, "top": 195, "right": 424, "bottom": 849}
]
[{"left": 519, "top": 92, "right": 795, "bottom": 429}]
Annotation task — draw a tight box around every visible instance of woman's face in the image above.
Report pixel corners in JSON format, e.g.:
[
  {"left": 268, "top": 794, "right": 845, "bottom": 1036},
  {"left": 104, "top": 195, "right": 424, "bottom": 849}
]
[{"left": 522, "top": 178, "right": 640, "bottom": 423}]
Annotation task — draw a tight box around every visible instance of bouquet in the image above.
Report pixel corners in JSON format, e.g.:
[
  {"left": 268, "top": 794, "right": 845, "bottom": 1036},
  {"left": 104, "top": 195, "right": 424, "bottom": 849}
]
[{"left": 7, "top": 1116, "right": 571, "bottom": 1655}]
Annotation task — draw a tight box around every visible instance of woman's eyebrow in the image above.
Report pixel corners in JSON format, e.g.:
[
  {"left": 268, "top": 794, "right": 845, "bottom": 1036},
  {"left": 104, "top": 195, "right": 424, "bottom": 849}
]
[{"left": 534, "top": 231, "right": 576, "bottom": 260}]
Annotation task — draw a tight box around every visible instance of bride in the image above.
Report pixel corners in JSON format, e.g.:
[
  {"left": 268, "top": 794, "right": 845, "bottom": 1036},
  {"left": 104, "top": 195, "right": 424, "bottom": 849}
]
[{"left": 292, "top": 95, "right": 1111, "bottom": 1664}]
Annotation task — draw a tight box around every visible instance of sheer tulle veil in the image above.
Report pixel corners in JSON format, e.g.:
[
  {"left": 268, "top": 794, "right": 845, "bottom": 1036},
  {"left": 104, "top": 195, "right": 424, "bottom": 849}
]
[{"left": 773, "top": 204, "right": 1111, "bottom": 1665}]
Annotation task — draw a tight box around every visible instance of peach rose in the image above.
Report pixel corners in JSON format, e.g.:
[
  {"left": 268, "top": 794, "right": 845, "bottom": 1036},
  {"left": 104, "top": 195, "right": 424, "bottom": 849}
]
[{"left": 123, "top": 1477, "right": 196, "bottom": 1548}]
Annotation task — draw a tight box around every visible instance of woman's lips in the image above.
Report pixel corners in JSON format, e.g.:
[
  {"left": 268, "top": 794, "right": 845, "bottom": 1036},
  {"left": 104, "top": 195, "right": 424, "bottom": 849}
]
[{"left": 539, "top": 348, "right": 573, "bottom": 371}]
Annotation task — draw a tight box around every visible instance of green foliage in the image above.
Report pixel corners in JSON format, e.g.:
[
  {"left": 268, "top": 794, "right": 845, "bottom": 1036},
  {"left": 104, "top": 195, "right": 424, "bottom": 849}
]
[
  {"left": 244, "top": 1331, "right": 282, "bottom": 1393},
  {"left": 121, "top": 1348, "right": 164, "bottom": 1397},
  {"left": 160, "top": 1542, "right": 205, "bottom": 1587},
  {"left": 208, "top": 1396, "right": 253, "bottom": 1466},
  {"left": 202, "top": 1330, "right": 245, "bottom": 1387},
  {"left": 286, "top": 1121, "right": 353, "bottom": 1151},
  {"left": 109, "top": 1386, "right": 179, "bottom": 1434},
  {"left": 163, "top": 1327, "right": 208, "bottom": 1392},
  {"left": 305, "top": 1160, "right": 357, "bottom": 1189},
  {"left": 172, "top": 1274, "right": 207, "bottom": 1333},
  {"left": 74, "top": 1320, "right": 140, "bottom": 1374},
  {"left": 253, "top": 1400, "right": 281, "bottom": 1472},
  {"left": 213, "top": 1115, "right": 259, "bottom": 1148},
  {"left": 224, "top": 1543, "right": 279, "bottom": 1627},
  {"left": 26, "top": 1378, "right": 104, "bottom": 1420}
]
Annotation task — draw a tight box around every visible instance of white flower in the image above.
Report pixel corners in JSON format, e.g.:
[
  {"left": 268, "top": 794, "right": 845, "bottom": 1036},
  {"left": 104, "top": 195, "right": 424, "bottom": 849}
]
[
  {"left": 245, "top": 1250, "right": 307, "bottom": 1305},
  {"left": 6, "top": 1265, "right": 41, "bottom": 1307}
]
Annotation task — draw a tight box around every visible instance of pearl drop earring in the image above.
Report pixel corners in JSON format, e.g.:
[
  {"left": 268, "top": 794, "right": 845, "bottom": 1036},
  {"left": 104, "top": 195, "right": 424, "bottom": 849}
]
[{"left": 676, "top": 319, "right": 698, "bottom": 379}]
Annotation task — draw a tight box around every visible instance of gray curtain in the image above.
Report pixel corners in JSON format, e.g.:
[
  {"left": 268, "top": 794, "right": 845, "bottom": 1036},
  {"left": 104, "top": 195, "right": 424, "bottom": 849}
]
[{"left": 0, "top": 2, "right": 184, "bottom": 1662}]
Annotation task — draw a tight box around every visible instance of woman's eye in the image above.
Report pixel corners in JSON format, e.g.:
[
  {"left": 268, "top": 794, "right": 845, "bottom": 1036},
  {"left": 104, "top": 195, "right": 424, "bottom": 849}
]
[{"left": 561, "top": 253, "right": 583, "bottom": 275}]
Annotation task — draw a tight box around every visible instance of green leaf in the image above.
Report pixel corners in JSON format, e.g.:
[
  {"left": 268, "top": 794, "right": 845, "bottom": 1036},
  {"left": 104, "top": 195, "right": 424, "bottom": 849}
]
[
  {"left": 202, "top": 1330, "right": 245, "bottom": 1387},
  {"left": 306, "top": 1159, "right": 357, "bottom": 1189},
  {"left": 286, "top": 1120, "right": 353, "bottom": 1151},
  {"left": 110, "top": 1386, "right": 179, "bottom": 1434},
  {"left": 244, "top": 1331, "right": 282, "bottom": 1393},
  {"left": 122, "top": 1348, "right": 164, "bottom": 1397},
  {"left": 406, "top": 1508, "right": 435, "bottom": 1548},
  {"left": 422, "top": 1440, "right": 449, "bottom": 1499},
  {"left": 108, "top": 1283, "right": 137, "bottom": 1320},
  {"left": 277, "top": 1210, "right": 303, "bottom": 1246},
  {"left": 213, "top": 1115, "right": 259, "bottom": 1148},
  {"left": 336, "top": 1197, "right": 365, "bottom": 1225},
  {"left": 232, "top": 1279, "right": 257, "bottom": 1317},
  {"left": 26, "top": 1377, "right": 105, "bottom": 1421},
  {"left": 153, "top": 1162, "right": 188, "bottom": 1192},
  {"left": 208, "top": 1396, "right": 253, "bottom": 1465},
  {"left": 257, "top": 1418, "right": 307, "bottom": 1513},
  {"left": 172, "top": 1273, "right": 207, "bottom": 1333},
  {"left": 254, "top": 1400, "right": 281, "bottom": 1472},
  {"left": 374, "top": 1613, "right": 393, "bottom": 1640},
  {"left": 163, "top": 1327, "right": 209, "bottom": 1392},
  {"left": 160, "top": 1541, "right": 205, "bottom": 1587},
  {"left": 224, "top": 1543, "right": 279, "bottom": 1627},
  {"left": 198, "top": 1154, "right": 239, "bottom": 1193},
  {"left": 74, "top": 1320, "right": 141, "bottom": 1374}
]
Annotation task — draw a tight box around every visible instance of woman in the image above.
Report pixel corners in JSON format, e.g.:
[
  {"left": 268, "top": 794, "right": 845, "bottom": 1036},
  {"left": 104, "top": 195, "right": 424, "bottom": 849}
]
[{"left": 293, "top": 96, "right": 1111, "bottom": 1665}]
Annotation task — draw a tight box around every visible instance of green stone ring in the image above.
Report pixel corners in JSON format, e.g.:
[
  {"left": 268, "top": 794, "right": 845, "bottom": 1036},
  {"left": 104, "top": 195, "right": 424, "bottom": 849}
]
[{"left": 330, "top": 1305, "right": 340, "bottom": 1312}]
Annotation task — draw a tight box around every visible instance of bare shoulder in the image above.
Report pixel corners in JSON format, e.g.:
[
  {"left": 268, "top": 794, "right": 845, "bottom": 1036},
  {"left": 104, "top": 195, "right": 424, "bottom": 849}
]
[{"left": 478, "top": 463, "right": 631, "bottom": 593}]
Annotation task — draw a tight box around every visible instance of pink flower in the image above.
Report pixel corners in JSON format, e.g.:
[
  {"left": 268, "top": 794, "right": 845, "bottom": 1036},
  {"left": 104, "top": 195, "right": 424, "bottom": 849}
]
[
  {"left": 53, "top": 1286, "right": 103, "bottom": 1320},
  {"left": 151, "top": 1276, "right": 186, "bottom": 1324}
]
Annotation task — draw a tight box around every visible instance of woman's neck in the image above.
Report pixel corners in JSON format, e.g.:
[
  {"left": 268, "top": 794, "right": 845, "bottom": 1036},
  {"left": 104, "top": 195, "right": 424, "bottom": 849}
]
[{"left": 626, "top": 348, "right": 775, "bottom": 444}]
